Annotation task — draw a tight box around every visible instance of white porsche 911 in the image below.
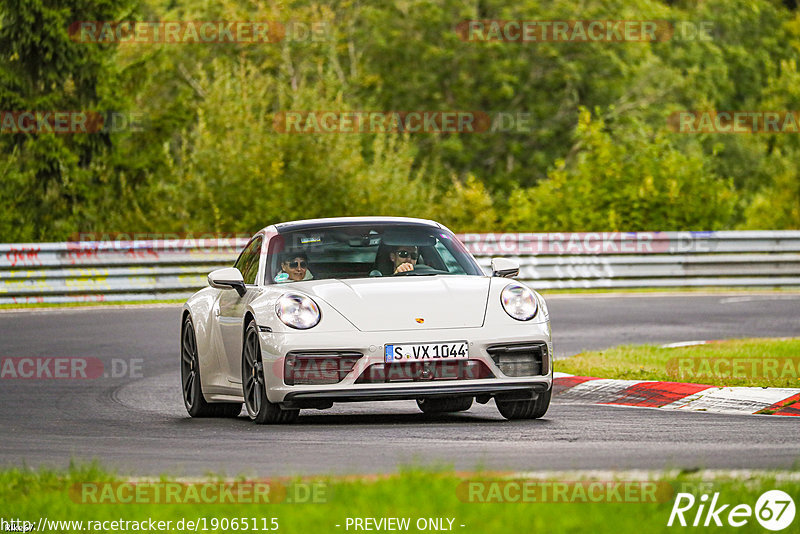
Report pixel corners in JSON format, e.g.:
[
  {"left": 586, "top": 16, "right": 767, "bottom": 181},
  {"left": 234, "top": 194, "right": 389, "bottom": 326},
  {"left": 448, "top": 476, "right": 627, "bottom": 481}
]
[{"left": 181, "top": 217, "right": 552, "bottom": 423}]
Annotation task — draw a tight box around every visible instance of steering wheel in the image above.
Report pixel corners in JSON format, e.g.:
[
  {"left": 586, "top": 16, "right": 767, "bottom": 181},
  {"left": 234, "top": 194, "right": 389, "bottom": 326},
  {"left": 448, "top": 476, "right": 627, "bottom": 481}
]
[{"left": 393, "top": 264, "right": 439, "bottom": 276}]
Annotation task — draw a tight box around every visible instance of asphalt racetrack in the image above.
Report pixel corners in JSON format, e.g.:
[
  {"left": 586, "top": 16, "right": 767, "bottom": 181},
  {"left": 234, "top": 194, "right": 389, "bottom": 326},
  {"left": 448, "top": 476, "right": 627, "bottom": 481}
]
[{"left": 1, "top": 293, "right": 798, "bottom": 476}]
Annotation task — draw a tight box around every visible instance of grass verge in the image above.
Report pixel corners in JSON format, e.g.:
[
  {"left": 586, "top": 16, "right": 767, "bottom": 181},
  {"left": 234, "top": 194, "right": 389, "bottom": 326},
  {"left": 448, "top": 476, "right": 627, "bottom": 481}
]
[
  {"left": 1, "top": 464, "right": 799, "bottom": 534},
  {"left": 539, "top": 286, "right": 800, "bottom": 295},
  {"left": 3, "top": 287, "right": 799, "bottom": 310},
  {"left": 556, "top": 338, "right": 800, "bottom": 388}
]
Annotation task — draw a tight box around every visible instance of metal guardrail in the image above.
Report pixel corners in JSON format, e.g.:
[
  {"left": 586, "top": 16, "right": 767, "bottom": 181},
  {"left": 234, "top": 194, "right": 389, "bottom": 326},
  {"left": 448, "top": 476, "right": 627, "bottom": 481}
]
[{"left": 1, "top": 231, "right": 799, "bottom": 304}]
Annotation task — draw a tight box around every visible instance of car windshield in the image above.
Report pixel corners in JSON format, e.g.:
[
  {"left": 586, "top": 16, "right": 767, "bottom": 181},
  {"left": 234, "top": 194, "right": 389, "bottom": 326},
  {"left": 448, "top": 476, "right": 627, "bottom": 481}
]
[{"left": 267, "top": 224, "right": 484, "bottom": 283}]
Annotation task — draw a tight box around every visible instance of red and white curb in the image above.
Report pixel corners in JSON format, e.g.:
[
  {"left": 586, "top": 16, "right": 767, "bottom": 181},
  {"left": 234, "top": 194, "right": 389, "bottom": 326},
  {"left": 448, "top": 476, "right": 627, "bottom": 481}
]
[{"left": 552, "top": 373, "right": 800, "bottom": 416}]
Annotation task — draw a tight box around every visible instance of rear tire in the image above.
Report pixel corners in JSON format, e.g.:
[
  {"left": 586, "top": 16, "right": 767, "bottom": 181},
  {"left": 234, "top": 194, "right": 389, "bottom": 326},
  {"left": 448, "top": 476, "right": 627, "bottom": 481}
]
[
  {"left": 416, "top": 396, "right": 473, "bottom": 414},
  {"left": 181, "top": 316, "right": 242, "bottom": 418},
  {"left": 496, "top": 388, "right": 551, "bottom": 420},
  {"left": 242, "top": 321, "right": 299, "bottom": 424}
]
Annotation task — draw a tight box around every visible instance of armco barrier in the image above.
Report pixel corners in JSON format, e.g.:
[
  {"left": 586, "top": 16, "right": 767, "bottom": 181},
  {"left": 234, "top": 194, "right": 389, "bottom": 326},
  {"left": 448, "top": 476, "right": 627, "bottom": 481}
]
[
  {"left": 1, "top": 231, "right": 799, "bottom": 304},
  {"left": 0, "top": 239, "right": 249, "bottom": 305}
]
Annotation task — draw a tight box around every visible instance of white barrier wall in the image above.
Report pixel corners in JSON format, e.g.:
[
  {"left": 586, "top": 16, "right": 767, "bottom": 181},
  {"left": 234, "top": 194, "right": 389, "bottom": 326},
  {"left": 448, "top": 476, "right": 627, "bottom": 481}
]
[{"left": 1, "top": 231, "right": 799, "bottom": 304}]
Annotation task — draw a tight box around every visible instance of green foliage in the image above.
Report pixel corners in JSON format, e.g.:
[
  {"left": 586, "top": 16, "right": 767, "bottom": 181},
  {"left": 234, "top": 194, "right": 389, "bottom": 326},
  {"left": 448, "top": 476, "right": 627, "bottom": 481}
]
[
  {"left": 505, "top": 108, "right": 737, "bottom": 231},
  {"left": 740, "top": 53, "right": 800, "bottom": 229},
  {"left": 742, "top": 150, "right": 800, "bottom": 228},
  {"left": 4, "top": 463, "right": 800, "bottom": 534},
  {"left": 436, "top": 175, "right": 498, "bottom": 232},
  {"left": 155, "top": 59, "right": 439, "bottom": 234},
  {"left": 0, "top": 0, "right": 137, "bottom": 241}
]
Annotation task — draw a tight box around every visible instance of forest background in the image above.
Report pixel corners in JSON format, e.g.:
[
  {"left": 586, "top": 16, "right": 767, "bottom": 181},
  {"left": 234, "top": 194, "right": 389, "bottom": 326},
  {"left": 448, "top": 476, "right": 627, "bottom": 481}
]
[{"left": 2, "top": 0, "right": 799, "bottom": 242}]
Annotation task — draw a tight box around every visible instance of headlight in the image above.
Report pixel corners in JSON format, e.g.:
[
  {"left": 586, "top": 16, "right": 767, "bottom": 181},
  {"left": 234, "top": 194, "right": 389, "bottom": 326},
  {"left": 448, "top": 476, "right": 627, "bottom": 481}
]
[
  {"left": 500, "top": 284, "right": 538, "bottom": 321},
  {"left": 275, "top": 293, "right": 321, "bottom": 329}
]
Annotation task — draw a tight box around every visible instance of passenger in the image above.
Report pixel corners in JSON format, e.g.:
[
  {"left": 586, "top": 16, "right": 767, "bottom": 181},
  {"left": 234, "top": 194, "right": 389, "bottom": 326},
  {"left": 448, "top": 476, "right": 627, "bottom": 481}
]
[{"left": 274, "top": 252, "right": 313, "bottom": 282}]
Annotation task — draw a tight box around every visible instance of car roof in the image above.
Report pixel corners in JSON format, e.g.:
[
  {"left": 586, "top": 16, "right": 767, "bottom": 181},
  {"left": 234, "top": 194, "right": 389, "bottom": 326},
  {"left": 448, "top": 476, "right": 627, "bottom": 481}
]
[{"left": 262, "top": 216, "right": 444, "bottom": 234}]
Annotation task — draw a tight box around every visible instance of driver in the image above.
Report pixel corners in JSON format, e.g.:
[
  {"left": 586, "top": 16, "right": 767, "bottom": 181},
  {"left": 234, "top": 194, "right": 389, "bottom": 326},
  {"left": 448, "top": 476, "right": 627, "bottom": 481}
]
[{"left": 390, "top": 245, "right": 419, "bottom": 274}]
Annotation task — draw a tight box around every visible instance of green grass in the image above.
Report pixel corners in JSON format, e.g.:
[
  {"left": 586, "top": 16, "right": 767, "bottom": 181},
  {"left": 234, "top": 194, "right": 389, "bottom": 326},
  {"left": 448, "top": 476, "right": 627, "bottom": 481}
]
[
  {"left": 539, "top": 286, "right": 800, "bottom": 295},
  {"left": 3, "top": 286, "right": 798, "bottom": 310},
  {"left": 1, "top": 464, "right": 799, "bottom": 534},
  {"left": 557, "top": 338, "right": 800, "bottom": 388}
]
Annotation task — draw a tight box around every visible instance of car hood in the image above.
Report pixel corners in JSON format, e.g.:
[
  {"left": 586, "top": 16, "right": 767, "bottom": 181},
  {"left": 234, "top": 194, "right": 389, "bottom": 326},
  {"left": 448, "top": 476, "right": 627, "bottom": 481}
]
[{"left": 299, "top": 276, "right": 491, "bottom": 331}]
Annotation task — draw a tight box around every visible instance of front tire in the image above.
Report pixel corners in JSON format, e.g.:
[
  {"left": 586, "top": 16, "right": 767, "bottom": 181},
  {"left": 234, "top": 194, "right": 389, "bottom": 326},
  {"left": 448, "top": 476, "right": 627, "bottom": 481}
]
[
  {"left": 416, "top": 396, "right": 473, "bottom": 414},
  {"left": 181, "top": 316, "right": 242, "bottom": 418},
  {"left": 242, "top": 321, "right": 299, "bottom": 424},
  {"left": 495, "top": 388, "right": 551, "bottom": 420}
]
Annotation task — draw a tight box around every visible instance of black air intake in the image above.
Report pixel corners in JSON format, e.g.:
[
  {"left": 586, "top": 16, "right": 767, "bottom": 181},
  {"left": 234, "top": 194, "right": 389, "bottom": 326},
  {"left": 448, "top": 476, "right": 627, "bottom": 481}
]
[
  {"left": 486, "top": 342, "right": 548, "bottom": 377},
  {"left": 284, "top": 351, "right": 363, "bottom": 385}
]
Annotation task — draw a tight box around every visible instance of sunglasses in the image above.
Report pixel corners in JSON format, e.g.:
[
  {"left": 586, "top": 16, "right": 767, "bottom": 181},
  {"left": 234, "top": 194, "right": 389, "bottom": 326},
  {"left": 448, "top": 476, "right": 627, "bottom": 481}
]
[
  {"left": 395, "top": 250, "right": 419, "bottom": 260},
  {"left": 286, "top": 261, "right": 307, "bottom": 269}
]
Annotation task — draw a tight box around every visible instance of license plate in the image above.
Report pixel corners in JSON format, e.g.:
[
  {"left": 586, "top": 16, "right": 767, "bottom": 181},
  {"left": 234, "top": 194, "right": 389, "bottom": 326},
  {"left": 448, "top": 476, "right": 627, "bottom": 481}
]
[{"left": 385, "top": 341, "right": 468, "bottom": 362}]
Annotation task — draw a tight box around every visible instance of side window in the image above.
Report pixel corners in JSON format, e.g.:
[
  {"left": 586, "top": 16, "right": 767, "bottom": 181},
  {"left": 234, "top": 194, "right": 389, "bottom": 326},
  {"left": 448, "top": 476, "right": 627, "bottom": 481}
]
[
  {"left": 434, "top": 240, "right": 466, "bottom": 274},
  {"left": 235, "top": 237, "right": 262, "bottom": 285}
]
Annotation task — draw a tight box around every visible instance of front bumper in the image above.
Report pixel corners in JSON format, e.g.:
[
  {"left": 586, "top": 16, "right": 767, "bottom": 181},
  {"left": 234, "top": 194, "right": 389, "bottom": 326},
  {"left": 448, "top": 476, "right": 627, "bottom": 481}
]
[
  {"left": 259, "top": 323, "right": 553, "bottom": 404},
  {"left": 283, "top": 381, "right": 550, "bottom": 408}
]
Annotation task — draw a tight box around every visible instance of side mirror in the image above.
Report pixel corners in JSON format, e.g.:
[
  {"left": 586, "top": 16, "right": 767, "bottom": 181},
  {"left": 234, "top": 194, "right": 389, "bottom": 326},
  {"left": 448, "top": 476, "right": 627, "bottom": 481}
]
[
  {"left": 208, "top": 267, "right": 247, "bottom": 297},
  {"left": 491, "top": 257, "right": 519, "bottom": 278}
]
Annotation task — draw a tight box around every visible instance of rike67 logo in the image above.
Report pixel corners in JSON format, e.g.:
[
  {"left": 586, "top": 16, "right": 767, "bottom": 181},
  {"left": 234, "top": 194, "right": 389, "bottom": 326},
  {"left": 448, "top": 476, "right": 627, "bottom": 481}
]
[{"left": 668, "top": 490, "right": 795, "bottom": 531}]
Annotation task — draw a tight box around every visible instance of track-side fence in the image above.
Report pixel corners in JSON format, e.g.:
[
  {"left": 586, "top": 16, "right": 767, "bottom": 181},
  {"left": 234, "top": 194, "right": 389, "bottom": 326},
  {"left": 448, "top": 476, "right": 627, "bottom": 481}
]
[{"left": 1, "top": 231, "right": 798, "bottom": 304}]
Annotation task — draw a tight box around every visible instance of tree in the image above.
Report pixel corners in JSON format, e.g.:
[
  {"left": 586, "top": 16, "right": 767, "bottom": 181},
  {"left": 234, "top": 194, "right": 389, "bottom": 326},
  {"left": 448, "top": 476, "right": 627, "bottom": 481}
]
[
  {"left": 505, "top": 108, "right": 737, "bottom": 231},
  {"left": 0, "top": 0, "right": 135, "bottom": 241}
]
